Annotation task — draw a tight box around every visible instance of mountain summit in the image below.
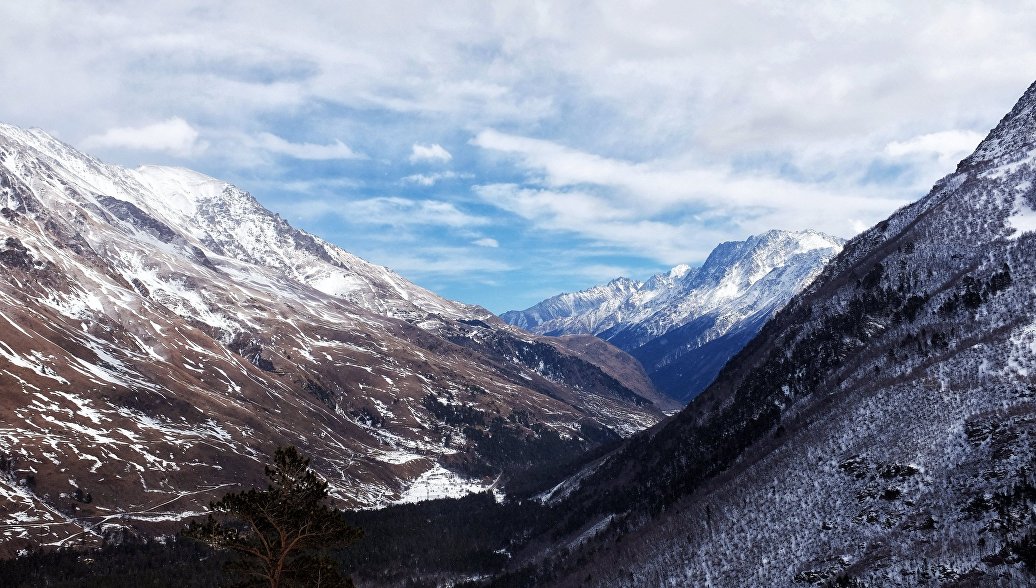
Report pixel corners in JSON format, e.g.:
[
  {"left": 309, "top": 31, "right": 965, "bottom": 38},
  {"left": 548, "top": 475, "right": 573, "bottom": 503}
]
[{"left": 503, "top": 230, "right": 844, "bottom": 402}]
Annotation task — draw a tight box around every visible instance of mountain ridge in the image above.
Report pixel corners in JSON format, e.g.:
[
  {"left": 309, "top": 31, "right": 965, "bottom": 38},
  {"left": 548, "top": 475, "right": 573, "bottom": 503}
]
[{"left": 0, "top": 121, "right": 664, "bottom": 554}]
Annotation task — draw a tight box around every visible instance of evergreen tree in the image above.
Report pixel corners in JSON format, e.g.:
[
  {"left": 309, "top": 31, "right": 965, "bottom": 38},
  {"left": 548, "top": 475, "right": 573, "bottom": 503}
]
[{"left": 185, "top": 446, "right": 361, "bottom": 588}]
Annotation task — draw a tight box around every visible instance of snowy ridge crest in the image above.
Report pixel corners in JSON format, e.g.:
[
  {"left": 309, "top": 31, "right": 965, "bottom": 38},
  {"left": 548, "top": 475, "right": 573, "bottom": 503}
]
[{"left": 0, "top": 123, "right": 478, "bottom": 324}]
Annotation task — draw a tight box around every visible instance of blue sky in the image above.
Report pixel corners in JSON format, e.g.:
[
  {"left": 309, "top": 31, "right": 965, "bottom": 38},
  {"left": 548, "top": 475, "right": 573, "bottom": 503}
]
[{"left": 3, "top": 1, "right": 1036, "bottom": 312}]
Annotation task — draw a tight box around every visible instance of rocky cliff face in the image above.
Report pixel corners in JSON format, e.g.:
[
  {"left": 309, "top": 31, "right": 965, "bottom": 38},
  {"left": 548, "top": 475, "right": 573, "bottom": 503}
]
[
  {"left": 0, "top": 123, "right": 663, "bottom": 554},
  {"left": 503, "top": 230, "right": 843, "bottom": 402}
]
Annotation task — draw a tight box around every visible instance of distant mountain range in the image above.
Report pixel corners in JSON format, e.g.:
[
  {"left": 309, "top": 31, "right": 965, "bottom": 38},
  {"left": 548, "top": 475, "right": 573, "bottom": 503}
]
[
  {"left": 503, "top": 230, "right": 844, "bottom": 402},
  {"left": 0, "top": 122, "right": 665, "bottom": 553}
]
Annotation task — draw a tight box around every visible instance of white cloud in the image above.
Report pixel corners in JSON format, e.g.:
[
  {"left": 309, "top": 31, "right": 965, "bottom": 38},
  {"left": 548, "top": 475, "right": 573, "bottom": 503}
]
[
  {"left": 409, "top": 143, "right": 453, "bottom": 164},
  {"left": 473, "top": 131, "right": 907, "bottom": 261},
  {"left": 401, "top": 171, "right": 472, "bottom": 186},
  {"left": 82, "top": 117, "right": 205, "bottom": 157},
  {"left": 475, "top": 183, "right": 724, "bottom": 264},
  {"left": 361, "top": 246, "right": 513, "bottom": 276},
  {"left": 472, "top": 237, "right": 499, "bottom": 248},
  {"left": 288, "top": 196, "right": 487, "bottom": 228},
  {"left": 254, "top": 132, "right": 363, "bottom": 160},
  {"left": 261, "top": 177, "right": 362, "bottom": 194},
  {"left": 885, "top": 130, "right": 986, "bottom": 166}
]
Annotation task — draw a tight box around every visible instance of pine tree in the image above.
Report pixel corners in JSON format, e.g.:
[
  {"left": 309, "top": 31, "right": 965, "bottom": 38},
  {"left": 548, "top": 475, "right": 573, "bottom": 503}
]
[{"left": 185, "top": 446, "right": 362, "bottom": 588}]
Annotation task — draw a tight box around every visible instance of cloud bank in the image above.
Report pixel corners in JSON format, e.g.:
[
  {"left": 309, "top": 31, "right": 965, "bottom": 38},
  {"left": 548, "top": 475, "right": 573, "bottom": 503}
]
[
  {"left": 3, "top": 1, "right": 1036, "bottom": 309},
  {"left": 83, "top": 118, "right": 205, "bottom": 157},
  {"left": 410, "top": 143, "right": 453, "bottom": 164}
]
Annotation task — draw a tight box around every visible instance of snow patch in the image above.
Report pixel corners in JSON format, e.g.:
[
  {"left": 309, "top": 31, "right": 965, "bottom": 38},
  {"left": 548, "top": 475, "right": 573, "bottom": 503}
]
[
  {"left": 1007, "top": 194, "right": 1036, "bottom": 239},
  {"left": 397, "top": 464, "right": 503, "bottom": 503}
]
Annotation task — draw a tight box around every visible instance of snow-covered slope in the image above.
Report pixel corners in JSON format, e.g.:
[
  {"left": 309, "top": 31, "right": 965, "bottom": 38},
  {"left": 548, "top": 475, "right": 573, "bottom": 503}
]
[
  {"left": 503, "top": 230, "right": 844, "bottom": 401},
  {"left": 0, "top": 122, "right": 665, "bottom": 554},
  {"left": 514, "top": 80, "right": 1036, "bottom": 587},
  {"left": 502, "top": 277, "right": 643, "bottom": 335}
]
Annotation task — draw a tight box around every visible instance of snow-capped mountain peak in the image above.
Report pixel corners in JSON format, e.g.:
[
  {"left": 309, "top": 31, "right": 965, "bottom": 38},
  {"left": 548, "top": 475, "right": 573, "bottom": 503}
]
[
  {"left": 503, "top": 229, "right": 844, "bottom": 401},
  {"left": 668, "top": 263, "right": 692, "bottom": 279},
  {"left": 129, "top": 165, "right": 229, "bottom": 218}
]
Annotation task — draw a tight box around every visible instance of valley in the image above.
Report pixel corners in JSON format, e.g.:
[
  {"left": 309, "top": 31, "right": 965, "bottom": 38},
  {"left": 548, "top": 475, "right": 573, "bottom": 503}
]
[{"left": 1, "top": 9, "right": 1035, "bottom": 586}]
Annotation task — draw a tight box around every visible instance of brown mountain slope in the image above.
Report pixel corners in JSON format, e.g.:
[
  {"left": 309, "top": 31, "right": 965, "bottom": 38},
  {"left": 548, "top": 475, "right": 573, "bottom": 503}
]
[{"left": 0, "top": 122, "right": 663, "bottom": 554}]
